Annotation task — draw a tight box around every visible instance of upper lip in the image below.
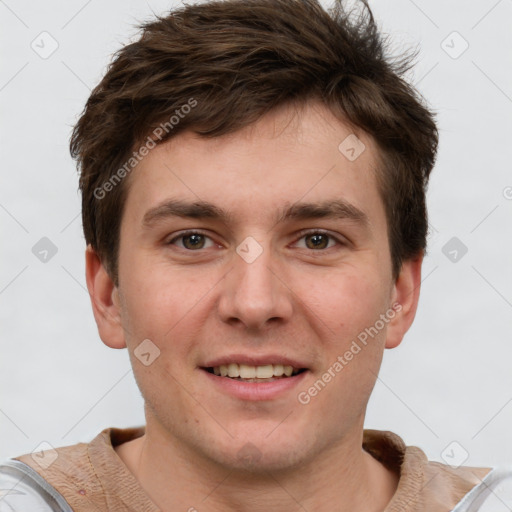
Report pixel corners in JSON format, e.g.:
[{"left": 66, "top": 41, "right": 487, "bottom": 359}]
[{"left": 202, "top": 354, "right": 309, "bottom": 369}]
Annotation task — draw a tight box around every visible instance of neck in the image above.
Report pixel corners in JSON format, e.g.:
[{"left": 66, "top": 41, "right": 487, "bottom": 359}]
[{"left": 115, "top": 421, "right": 398, "bottom": 512}]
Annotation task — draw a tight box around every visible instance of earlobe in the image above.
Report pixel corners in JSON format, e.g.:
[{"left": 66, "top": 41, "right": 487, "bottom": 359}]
[
  {"left": 385, "top": 254, "right": 423, "bottom": 349},
  {"left": 85, "top": 245, "right": 126, "bottom": 349}
]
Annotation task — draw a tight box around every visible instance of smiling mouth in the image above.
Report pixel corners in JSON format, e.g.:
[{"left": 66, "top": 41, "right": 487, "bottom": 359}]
[{"left": 203, "top": 363, "right": 307, "bottom": 382}]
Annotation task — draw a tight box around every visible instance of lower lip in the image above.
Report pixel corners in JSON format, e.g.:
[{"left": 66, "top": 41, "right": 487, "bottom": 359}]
[{"left": 200, "top": 368, "right": 309, "bottom": 401}]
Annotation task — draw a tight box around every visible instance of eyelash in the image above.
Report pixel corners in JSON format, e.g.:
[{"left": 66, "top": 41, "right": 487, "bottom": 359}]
[{"left": 167, "top": 229, "right": 345, "bottom": 251}]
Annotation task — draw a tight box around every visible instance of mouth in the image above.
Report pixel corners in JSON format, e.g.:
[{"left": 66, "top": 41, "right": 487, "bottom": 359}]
[
  {"left": 202, "top": 363, "right": 307, "bottom": 383},
  {"left": 200, "top": 359, "right": 310, "bottom": 401}
]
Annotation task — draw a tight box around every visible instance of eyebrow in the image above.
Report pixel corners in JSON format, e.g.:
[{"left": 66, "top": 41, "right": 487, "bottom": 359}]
[{"left": 142, "top": 198, "right": 369, "bottom": 228}]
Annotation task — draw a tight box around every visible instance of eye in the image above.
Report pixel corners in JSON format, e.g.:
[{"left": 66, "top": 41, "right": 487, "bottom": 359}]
[
  {"left": 168, "top": 231, "right": 215, "bottom": 250},
  {"left": 294, "top": 231, "right": 341, "bottom": 250}
]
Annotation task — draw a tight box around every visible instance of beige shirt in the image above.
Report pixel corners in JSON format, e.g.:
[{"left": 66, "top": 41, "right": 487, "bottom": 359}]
[{"left": 5, "top": 427, "right": 503, "bottom": 511}]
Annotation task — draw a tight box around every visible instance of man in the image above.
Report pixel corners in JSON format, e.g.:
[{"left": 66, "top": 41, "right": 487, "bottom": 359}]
[{"left": 1, "top": 0, "right": 510, "bottom": 510}]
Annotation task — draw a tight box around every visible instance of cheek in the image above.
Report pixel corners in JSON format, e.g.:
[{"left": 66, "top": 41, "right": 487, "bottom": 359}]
[
  {"left": 295, "top": 270, "right": 390, "bottom": 424},
  {"left": 119, "top": 262, "right": 218, "bottom": 377},
  {"left": 120, "top": 275, "right": 202, "bottom": 423},
  {"left": 294, "top": 265, "right": 390, "bottom": 343},
  {"left": 119, "top": 260, "right": 195, "bottom": 339}
]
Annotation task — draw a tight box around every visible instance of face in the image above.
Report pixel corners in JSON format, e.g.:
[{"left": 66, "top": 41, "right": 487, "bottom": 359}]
[{"left": 90, "top": 100, "right": 421, "bottom": 472}]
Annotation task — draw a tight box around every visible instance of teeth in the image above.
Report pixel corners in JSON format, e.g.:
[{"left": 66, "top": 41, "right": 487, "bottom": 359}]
[
  {"left": 239, "top": 364, "right": 256, "bottom": 378},
  {"left": 273, "top": 364, "right": 284, "bottom": 377},
  {"left": 227, "top": 363, "right": 240, "bottom": 378},
  {"left": 212, "top": 363, "right": 300, "bottom": 379},
  {"left": 256, "top": 365, "right": 273, "bottom": 378}
]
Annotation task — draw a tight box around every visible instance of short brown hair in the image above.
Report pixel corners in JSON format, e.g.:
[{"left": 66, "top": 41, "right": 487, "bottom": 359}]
[{"left": 71, "top": 0, "right": 438, "bottom": 285}]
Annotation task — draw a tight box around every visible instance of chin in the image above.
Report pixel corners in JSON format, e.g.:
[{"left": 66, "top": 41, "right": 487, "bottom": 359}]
[
  {"left": 221, "top": 447, "right": 309, "bottom": 474},
  {"left": 205, "top": 430, "right": 316, "bottom": 474}
]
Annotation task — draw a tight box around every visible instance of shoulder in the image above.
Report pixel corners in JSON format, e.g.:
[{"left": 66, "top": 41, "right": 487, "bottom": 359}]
[
  {"left": 452, "top": 465, "right": 512, "bottom": 511},
  {"left": 362, "top": 429, "right": 512, "bottom": 511},
  {"left": 0, "top": 437, "right": 96, "bottom": 512},
  {"left": 405, "top": 447, "right": 512, "bottom": 511},
  {"left": 0, "top": 427, "right": 146, "bottom": 512},
  {"left": 0, "top": 429, "right": 109, "bottom": 512},
  {"left": 0, "top": 459, "right": 73, "bottom": 511}
]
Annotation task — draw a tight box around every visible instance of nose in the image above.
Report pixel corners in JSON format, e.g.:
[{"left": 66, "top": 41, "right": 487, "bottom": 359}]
[{"left": 217, "top": 243, "right": 293, "bottom": 331}]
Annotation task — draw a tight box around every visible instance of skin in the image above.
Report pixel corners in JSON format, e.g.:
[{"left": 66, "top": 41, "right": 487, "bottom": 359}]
[{"left": 86, "top": 100, "right": 422, "bottom": 511}]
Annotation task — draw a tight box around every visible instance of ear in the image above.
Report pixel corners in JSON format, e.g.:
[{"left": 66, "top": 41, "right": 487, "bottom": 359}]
[
  {"left": 385, "top": 253, "right": 423, "bottom": 349},
  {"left": 85, "top": 245, "right": 126, "bottom": 349}
]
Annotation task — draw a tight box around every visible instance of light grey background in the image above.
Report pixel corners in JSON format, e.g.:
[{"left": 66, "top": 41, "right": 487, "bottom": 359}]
[{"left": 1, "top": 0, "right": 511, "bottom": 468}]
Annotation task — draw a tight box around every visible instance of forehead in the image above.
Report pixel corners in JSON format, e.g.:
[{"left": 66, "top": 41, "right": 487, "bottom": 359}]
[{"left": 122, "top": 101, "right": 386, "bottom": 231}]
